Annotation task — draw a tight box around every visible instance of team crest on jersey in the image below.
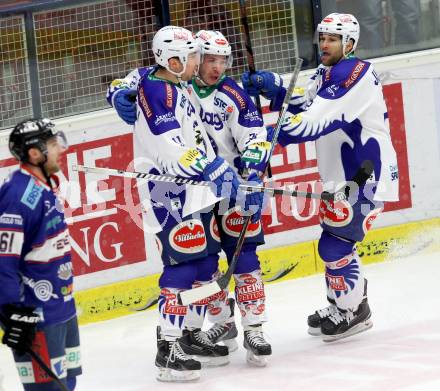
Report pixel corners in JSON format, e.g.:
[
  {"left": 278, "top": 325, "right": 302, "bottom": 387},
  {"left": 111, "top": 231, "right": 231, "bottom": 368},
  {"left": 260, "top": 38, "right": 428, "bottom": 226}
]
[
  {"left": 169, "top": 219, "right": 207, "bottom": 254},
  {"left": 319, "top": 198, "right": 354, "bottom": 227},
  {"left": 210, "top": 215, "right": 221, "bottom": 242},
  {"left": 362, "top": 208, "right": 382, "bottom": 234},
  {"left": 221, "top": 207, "right": 261, "bottom": 237}
]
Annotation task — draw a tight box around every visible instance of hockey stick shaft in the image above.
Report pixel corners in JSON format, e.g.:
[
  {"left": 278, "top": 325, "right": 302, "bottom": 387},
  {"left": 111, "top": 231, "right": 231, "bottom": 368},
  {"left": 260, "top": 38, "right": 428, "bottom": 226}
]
[
  {"left": 179, "top": 59, "right": 304, "bottom": 305},
  {"left": 179, "top": 158, "right": 374, "bottom": 305},
  {"left": 238, "top": 0, "right": 272, "bottom": 177},
  {"left": 26, "top": 348, "right": 69, "bottom": 391},
  {"left": 73, "top": 164, "right": 332, "bottom": 201},
  {"left": 0, "top": 314, "right": 68, "bottom": 391}
]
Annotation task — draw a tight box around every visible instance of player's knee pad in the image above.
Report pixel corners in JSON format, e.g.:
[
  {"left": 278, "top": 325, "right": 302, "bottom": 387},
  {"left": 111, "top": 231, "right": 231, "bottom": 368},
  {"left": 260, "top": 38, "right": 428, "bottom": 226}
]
[
  {"left": 224, "top": 243, "right": 260, "bottom": 274},
  {"left": 159, "top": 260, "right": 200, "bottom": 289},
  {"left": 324, "top": 250, "right": 365, "bottom": 311},
  {"left": 318, "top": 230, "right": 355, "bottom": 262}
]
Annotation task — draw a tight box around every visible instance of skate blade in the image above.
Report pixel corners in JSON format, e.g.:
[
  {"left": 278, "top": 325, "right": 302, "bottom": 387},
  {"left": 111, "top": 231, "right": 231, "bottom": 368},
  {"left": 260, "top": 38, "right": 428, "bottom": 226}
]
[
  {"left": 322, "top": 319, "right": 373, "bottom": 343},
  {"left": 223, "top": 338, "right": 239, "bottom": 352},
  {"left": 246, "top": 350, "right": 268, "bottom": 367},
  {"left": 308, "top": 327, "right": 322, "bottom": 336},
  {"left": 192, "top": 354, "right": 230, "bottom": 368},
  {"left": 156, "top": 367, "right": 200, "bottom": 382}
]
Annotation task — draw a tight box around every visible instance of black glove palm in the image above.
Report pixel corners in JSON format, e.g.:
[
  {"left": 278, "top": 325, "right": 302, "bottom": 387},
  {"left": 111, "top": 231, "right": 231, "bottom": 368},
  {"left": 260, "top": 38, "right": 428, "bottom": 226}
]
[{"left": 1, "top": 304, "right": 39, "bottom": 354}]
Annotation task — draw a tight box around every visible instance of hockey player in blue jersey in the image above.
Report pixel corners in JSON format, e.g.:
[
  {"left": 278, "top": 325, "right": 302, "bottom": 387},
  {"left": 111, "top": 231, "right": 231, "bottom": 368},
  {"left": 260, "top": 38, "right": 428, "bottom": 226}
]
[
  {"left": 0, "top": 118, "right": 82, "bottom": 390},
  {"left": 107, "top": 29, "right": 272, "bottom": 368},
  {"left": 242, "top": 13, "right": 399, "bottom": 341}
]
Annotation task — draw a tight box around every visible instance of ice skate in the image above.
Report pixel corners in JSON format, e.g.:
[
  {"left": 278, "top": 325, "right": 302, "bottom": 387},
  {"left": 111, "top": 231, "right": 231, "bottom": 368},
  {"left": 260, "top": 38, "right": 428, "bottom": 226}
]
[
  {"left": 321, "top": 299, "right": 373, "bottom": 342},
  {"left": 155, "top": 338, "right": 201, "bottom": 382},
  {"left": 307, "top": 298, "right": 337, "bottom": 336},
  {"left": 205, "top": 298, "right": 239, "bottom": 352},
  {"left": 243, "top": 324, "right": 272, "bottom": 367},
  {"left": 179, "top": 328, "right": 229, "bottom": 367},
  {"left": 309, "top": 280, "right": 369, "bottom": 336}
]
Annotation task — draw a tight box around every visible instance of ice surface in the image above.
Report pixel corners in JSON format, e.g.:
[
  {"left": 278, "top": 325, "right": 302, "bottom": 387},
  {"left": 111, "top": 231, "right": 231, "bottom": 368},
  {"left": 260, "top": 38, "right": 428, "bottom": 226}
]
[{"left": 1, "top": 252, "right": 440, "bottom": 391}]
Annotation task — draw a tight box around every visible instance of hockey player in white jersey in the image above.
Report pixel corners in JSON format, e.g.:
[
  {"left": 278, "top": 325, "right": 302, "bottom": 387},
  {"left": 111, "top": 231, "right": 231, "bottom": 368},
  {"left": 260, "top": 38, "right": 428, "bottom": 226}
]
[
  {"left": 242, "top": 13, "right": 399, "bottom": 342},
  {"left": 107, "top": 29, "right": 272, "bottom": 367},
  {"left": 110, "top": 26, "right": 268, "bottom": 381}
]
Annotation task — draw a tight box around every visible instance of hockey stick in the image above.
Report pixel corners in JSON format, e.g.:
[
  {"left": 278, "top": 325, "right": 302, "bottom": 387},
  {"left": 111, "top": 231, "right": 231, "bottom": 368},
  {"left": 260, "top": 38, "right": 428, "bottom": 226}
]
[
  {"left": 179, "top": 158, "right": 374, "bottom": 305},
  {"left": 178, "top": 58, "right": 304, "bottom": 305},
  {"left": 0, "top": 315, "right": 69, "bottom": 391},
  {"left": 238, "top": 0, "right": 272, "bottom": 177},
  {"left": 73, "top": 164, "right": 332, "bottom": 201}
]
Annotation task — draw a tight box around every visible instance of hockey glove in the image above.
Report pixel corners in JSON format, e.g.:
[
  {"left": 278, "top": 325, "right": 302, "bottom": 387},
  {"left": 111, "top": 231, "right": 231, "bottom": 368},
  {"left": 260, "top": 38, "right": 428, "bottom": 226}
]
[
  {"left": 114, "top": 89, "right": 137, "bottom": 125},
  {"left": 202, "top": 156, "right": 240, "bottom": 200},
  {"left": 1, "top": 304, "right": 40, "bottom": 354},
  {"left": 240, "top": 140, "right": 272, "bottom": 173},
  {"left": 241, "top": 71, "right": 283, "bottom": 100},
  {"left": 243, "top": 172, "right": 265, "bottom": 223}
]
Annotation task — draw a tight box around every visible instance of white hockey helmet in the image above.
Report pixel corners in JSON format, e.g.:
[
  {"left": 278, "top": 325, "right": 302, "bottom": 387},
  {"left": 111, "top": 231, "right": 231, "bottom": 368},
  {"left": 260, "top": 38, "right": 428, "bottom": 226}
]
[
  {"left": 317, "top": 13, "right": 360, "bottom": 55},
  {"left": 195, "top": 30, "right": 233, "bottom": 68},
  {"left": 152, "top": 26, "right": 200, "bottom": 76}
]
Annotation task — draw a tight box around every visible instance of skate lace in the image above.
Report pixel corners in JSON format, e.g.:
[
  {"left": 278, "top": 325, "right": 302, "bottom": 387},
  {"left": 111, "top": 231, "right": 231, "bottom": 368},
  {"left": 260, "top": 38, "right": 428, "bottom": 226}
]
[
  {"left": 328, "top": 310, "right": 354, "bottom": 326},
  {"left": 194, "top": 330, "right": 216, "bottom": 347},
  {"left": 168, "top": 341, "right": 189, "bottom": 364},
  {"left": 317, "top": 304, "right": 337, "bottom": 319},
  {"left": 246, "top": 330, "right": 268, "bottom": 348},
  {"left": 205, "top": 323, "right": 227, "bottom": 341}
]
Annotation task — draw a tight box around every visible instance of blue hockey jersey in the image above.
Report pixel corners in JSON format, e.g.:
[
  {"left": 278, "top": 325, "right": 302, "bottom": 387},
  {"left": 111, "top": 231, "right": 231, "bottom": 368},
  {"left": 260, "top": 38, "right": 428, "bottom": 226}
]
[{"left": 0, "top": 168, "right": 76, "bottom": 325}]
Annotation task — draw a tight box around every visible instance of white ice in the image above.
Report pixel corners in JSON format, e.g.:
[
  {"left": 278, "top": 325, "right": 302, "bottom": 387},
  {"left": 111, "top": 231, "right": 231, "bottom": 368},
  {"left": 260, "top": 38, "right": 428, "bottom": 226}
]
[{"left": 1, "top": 252, "right": 440, "bottom": 391}]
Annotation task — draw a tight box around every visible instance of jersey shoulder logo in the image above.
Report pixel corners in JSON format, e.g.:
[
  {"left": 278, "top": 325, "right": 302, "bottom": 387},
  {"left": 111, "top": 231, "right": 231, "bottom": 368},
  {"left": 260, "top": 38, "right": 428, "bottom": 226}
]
[{"left": 21, "top": 179, "right": 44, "bottom": 210}]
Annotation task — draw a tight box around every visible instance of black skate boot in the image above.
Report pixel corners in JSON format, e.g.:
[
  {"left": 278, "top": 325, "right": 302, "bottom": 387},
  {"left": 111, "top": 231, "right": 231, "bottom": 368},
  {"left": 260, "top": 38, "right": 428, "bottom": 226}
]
[
  {"left": 243, "top": 324, "right": 272, "bottom": 367},
  {"left": 179, "top": 328, "right": 229, "bottom": 367},
  {"left": 307, "top": 297, "right": 337, "bottom": 336},
  {"left": 308, "top": 279, "right": 369, "bottom": 336},
  {"left": 205, "top": 298, "right": 239, "bottom": 352},
  {"left": 155, "top": 334, "right": 201, "bottom": 382},
  {"left": 320, "top": 298, "right": 373, "bottom": 342}
]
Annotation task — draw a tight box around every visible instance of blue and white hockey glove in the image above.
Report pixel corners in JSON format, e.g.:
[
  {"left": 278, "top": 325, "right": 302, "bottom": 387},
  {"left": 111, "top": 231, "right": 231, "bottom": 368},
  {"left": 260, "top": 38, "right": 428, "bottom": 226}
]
[
  {"left": 114, "top": 89, "right": 137, "bottom": 125},
  {"left": 243, "top": 172, "right": 265, "bottom": 223},
  {"left": 1, "top": 304, "right": 39, "bottom": 354},
  {"left": 202, "top": 156, "right": 241, "bottom": 200},
  {"left": 241, "top": 70, "right": 283, "bottom": 100}
]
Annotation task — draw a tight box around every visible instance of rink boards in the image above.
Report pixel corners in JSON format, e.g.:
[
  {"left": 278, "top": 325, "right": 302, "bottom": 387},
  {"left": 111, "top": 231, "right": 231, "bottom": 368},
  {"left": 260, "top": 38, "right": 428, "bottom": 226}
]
[{"left": 71, "top": 217, "right": 440, "bottom": 325}]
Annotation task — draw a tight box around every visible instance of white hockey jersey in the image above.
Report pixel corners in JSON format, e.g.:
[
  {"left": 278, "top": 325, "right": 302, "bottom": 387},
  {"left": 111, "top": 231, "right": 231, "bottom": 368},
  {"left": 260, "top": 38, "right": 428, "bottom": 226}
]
[
  {"left": 275, "top": 58, "right": 399, "bottom": 201},
  {"left": 108, "top": 68, "right": 269, "bottom": 232}
]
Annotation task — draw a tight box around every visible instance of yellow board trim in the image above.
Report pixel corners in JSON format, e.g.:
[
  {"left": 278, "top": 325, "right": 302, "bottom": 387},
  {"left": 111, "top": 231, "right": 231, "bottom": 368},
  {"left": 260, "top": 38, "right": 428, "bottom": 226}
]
[{"left": 1, "top": 217, "right": 437, "bottom": 339}]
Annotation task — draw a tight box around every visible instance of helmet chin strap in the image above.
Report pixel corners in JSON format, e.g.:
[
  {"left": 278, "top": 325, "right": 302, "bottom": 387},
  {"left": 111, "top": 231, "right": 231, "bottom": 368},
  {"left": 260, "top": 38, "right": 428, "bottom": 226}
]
[{"left": 27, "top": 153, "right": 53, "bottom": 188}]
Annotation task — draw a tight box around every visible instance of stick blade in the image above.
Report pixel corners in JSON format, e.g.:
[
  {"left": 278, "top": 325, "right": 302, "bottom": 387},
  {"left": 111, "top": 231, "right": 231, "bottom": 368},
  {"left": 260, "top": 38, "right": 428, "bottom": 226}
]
[{"left": 178, "top": 281, "right": 222, "bottom": 306}]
